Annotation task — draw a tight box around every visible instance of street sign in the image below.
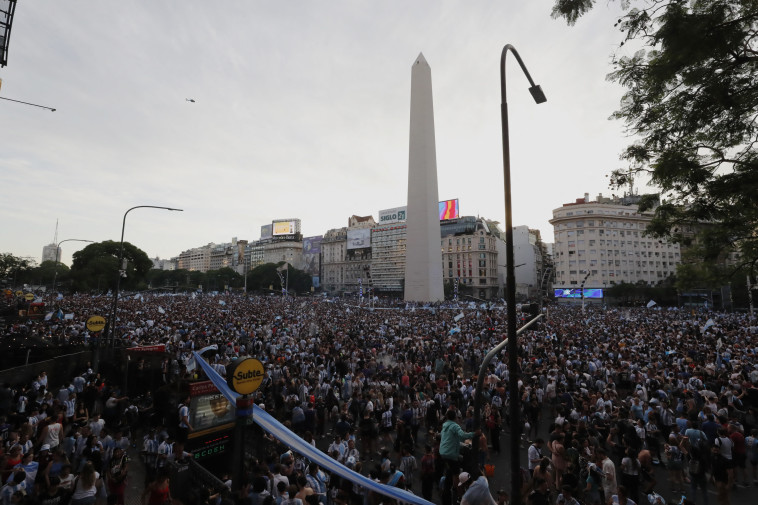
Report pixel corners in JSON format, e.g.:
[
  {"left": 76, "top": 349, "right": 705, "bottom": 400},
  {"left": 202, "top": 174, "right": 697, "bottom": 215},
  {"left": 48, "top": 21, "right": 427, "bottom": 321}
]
[
  {"left": 226, "top": 358, "right": 265, "bottom": 395},
  {"left": 86, "top": 315, "right": 106, "bottom": 332}
]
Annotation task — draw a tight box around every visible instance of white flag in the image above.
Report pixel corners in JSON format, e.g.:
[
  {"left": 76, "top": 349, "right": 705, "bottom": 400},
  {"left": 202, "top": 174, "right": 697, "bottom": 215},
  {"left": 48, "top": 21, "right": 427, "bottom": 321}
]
[{"left": 646, "top": 300, "right": 657, "bottom": 308}]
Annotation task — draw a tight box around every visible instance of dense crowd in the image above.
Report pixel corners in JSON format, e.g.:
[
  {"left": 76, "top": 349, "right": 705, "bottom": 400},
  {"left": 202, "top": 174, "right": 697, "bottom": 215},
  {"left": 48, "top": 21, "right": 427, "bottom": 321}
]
[{"left": 2, "top": 293, "right": 758, "bottom": 505}]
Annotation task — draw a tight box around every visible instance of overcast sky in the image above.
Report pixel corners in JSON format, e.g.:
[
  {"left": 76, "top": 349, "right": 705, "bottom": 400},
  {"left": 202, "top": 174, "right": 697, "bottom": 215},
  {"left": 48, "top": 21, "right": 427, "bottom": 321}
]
[{"left": 1, "top": 1, "right": 637, "bottom": 267}]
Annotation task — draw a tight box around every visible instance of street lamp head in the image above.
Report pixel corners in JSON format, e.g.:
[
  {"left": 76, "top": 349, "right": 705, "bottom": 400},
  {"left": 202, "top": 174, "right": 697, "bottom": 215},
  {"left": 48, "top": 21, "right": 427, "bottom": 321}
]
[
  {"left": 166, "top": 208, "right": 183, "bottom": 212},
  {"left": 528, "top": 84, "right": 546, "bottom": 104}
]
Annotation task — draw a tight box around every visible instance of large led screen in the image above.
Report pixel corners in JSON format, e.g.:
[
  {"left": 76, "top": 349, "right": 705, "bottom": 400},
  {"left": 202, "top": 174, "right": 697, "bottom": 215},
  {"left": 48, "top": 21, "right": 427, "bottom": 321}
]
[
  {"left": 439, "top": 199, "right": 459, "bottom": 220},
  {"left": 273, "top": 220, "right": 297, "bottom": 236},
  {"left": 188, "top": 381, "right": 235, "bottom": 438},
  {"left": 260, "top": 224, "right": 273, "bottom": 240},
  {"left": 347, "top": 228, "right": 371, "bottom": 250},
  {"left": 554, "top": 288, "right": 603, "bottom": 299}
]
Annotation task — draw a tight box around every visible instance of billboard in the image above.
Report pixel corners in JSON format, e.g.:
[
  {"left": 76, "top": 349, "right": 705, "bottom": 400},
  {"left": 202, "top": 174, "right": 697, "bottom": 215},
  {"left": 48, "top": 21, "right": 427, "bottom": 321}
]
[
  {"left": 188, "top": 381, "right": 235, "bottom": 438},
  {"left": 439, "top": 199, "right": 460, "bottom": 221},
  {"left": 554, "top": 288, "right": 603, "bottom": 299},
  {"left": 260, "top": 224, "right": 273, "bottom": 240},
  {"left": 378, "top": 206, "right": 407, "bottom": 225},
  {"left": 273, "top": 220, "right": 297, "bottom": 236},
  {"left": 347, "top": 228, "right": 371, "bottom": 250},
  {"left": 302, "top": 236, "right": 322, "bottom": 276}
]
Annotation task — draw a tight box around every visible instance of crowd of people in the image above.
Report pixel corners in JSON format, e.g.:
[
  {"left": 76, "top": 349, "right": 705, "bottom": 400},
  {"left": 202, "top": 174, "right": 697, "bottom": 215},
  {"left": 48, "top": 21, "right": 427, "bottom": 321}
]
[{"left": 1, "top": 292, "right": 758, "bottom": 505}]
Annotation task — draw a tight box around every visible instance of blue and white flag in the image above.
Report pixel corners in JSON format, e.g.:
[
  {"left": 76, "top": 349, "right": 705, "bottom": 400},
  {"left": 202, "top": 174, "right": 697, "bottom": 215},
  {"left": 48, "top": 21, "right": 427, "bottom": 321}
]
[{"left": 186, "top": 344, "right": 219, "bottom": 372}]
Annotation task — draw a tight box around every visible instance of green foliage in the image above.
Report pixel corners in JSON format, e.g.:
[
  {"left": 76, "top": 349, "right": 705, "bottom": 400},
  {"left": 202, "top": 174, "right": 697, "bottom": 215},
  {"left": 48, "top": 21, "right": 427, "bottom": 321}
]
[
  {"left": 551, "top": 0, "right": 596, "bottom": 25},
  {"left": 0, "top": 253, "right": 35, "bottom": 284},
  {"left": 70, "top": 241, "right": 152, "bottom": 292},
  {"left": 554, "top": 0, "right": 758, "bottom": 267},
  {"left": 245, "top": 263, "right": 312, "bottom": 294},
  {"left": 605, "top": 277, "right": 678, "bottom": 306}
]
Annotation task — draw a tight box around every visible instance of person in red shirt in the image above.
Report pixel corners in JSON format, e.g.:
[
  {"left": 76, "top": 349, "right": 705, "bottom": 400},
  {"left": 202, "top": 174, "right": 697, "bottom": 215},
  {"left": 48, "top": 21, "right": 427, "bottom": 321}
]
[{"left": 729, "top": 423, "right": 749, "bottom": 487}]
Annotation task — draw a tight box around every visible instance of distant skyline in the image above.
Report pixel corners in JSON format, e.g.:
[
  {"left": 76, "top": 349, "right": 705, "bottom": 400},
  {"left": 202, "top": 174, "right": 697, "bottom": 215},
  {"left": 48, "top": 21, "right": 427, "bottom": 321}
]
[{"left": 1, "top": 1, "right": 641, "bottom": 267}]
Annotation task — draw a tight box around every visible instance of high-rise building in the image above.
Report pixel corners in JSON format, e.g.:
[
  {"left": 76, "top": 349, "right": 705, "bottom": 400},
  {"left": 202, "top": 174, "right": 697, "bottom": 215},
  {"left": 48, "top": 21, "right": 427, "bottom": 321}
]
[
  {"left": 404, "top": 53, "right": 444, "bottom": 302},
  {"left": 42, "top": 243, "right": 59, "bottom": 263},
  {"left": 550, "top": 193, "right": 681, "bottom": 288}
]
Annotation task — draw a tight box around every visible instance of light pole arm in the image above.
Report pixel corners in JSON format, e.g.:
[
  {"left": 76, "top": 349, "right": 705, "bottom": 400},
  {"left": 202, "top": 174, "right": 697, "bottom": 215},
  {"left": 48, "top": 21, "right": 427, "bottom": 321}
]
[
  {"left": 108, "top": 205, "right": 183, "bottom": 345},
  {"left": 472, "top": 314, "right": 543, "bottom": 458},
  {"left": 53, "top": 239, "right": 93, "bottom": 293},
  {"left": 117, "top": 205, "right": 183, "bottom": 264}
]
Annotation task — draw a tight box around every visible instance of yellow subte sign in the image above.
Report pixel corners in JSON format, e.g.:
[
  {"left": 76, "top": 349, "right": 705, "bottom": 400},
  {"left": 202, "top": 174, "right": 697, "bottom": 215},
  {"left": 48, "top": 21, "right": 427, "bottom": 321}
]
[
  {"left": 86, "top": 315, "right": 106, "bottom": 332},
  {"left": 226, "top": 358, "right": 265, "bottom": 395}
]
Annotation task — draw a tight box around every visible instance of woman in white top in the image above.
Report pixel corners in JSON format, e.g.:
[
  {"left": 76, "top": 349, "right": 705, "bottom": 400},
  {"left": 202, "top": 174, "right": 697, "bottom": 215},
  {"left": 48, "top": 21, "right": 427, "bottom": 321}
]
[{"left": 70, "top": 461, "right": 102, "bottom": 505}]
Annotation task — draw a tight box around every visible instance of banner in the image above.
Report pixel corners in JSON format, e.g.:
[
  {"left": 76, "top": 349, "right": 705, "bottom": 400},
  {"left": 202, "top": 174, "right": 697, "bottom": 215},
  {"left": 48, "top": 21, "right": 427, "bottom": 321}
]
[{"left": 192, "top": 353, "right": 434, "bottom": 505}]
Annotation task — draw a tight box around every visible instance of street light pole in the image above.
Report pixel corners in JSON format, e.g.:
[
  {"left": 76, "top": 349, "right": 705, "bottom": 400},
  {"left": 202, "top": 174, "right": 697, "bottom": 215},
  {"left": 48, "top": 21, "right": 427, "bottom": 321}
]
[
  {"left": 52, "top": 239, "right": 93, "bottom": 293},
  {"left": 108, "top": 205, "right": 183, "bottom": 347},
  {"left": 498, "top": 44, "right": 545, "bottom": 505}
]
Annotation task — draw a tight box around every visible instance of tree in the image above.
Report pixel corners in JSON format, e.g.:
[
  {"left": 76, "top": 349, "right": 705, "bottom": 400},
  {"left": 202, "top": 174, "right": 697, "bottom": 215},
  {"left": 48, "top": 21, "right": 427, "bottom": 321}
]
[
  {"left": 245, "top": 263, "right": 312, "bottom": 294},
  {"left": 0, "top": 253, "right": 35, "bottom": 286},
  {"left": 553, "top": 1, "right": 758, "bottom": 268},
  {"left": 70, "top": 241, "right": 153, "bottom": 292},
  {"left": 30, "top": 261, "right": 70, "bottom": 290}
]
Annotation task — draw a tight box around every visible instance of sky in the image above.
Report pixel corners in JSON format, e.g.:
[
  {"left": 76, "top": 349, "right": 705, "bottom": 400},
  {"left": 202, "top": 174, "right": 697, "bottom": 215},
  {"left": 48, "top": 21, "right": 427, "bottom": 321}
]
[{"left": 1, "top": 0, "right": 637, "bottom": 267}]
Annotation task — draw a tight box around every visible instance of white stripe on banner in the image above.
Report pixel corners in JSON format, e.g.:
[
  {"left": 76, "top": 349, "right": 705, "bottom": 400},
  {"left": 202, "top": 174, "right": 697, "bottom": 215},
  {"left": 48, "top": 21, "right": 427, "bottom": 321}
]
[{"left": 191, "top": 352, "right": 432, "bottom": 505}]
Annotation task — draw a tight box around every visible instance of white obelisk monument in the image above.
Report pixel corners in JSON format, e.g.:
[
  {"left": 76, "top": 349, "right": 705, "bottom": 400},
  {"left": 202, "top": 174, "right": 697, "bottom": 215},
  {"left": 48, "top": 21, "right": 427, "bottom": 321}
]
[{"left": 404, "top": 53, "right": 444, "bottom": 302}]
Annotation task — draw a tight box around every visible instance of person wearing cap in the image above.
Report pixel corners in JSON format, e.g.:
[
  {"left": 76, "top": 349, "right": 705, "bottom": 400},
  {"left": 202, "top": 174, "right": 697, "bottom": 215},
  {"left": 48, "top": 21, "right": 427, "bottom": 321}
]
[{"left": 458, "top": 471, "right": 498, "bottom": 505}]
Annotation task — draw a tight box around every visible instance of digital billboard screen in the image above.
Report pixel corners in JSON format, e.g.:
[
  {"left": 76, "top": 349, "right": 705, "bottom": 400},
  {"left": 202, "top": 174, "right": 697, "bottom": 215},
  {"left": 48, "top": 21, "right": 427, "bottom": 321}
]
[
  {"left": 187, "top": 381, "right": 235, "bottom": 438},
  {"left": 554, "top": 288, "right": 603, "bottom": 299},
  {"left": 347, "top": 228, "right": 371, "bottom": 250},
  {"left": 260, "top": 224, "right": 273, "bottom": 240},
  {"left": 439, "top": 199, "right": 459, "bottom": 220},
  {"left": 273, "top": 220, "right": 296, "bottom": 236}
]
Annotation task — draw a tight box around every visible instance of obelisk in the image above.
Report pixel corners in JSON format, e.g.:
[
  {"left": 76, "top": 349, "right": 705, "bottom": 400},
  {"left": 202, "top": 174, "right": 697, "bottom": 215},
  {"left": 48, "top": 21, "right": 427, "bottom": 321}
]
[{"left": 404, "top": 53, "right": 444, "bottom": 302}]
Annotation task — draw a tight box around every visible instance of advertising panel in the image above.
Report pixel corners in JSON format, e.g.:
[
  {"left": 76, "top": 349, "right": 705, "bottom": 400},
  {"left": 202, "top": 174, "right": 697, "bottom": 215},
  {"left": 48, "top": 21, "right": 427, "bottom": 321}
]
[
  {"left": 378, "top": 206, "right": 407, "bottom": 225},
  {"left": 347, "top": 228, "right": 371, "bottom": 250},
  {"left": 302, "top": 236, "right": 322, "bottom": 276},
  {"left": 260, "top": 224, "right": 273, "bottom": 240},
  {"left": 554, "top": 288, "right": 604, "bottom": 299},
  {"left": 439, "top": 199, "right": 460, "bottom": 220},
  {"left": 188, "top": 381, "right": 235, "bottom": 438},
  {"left": 273, "top": 220, "right": 296, "bottom": 236}
]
